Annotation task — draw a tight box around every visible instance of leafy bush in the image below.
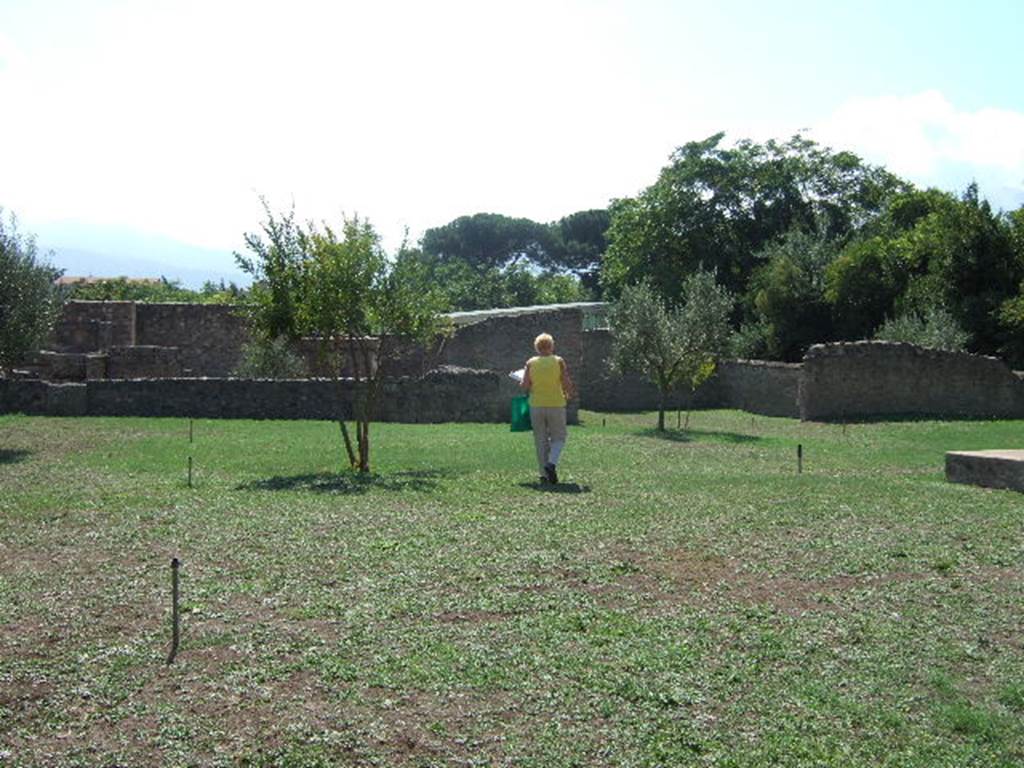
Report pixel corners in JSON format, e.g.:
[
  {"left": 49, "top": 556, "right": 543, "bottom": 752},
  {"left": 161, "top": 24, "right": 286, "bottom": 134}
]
[
  {"left": 233, "top": 337, "right": 307, "bottom": 379},
  {"left": 0, "top": 209, "right": 64, "bottom": 374},
  {"left": 729, "top": 321, "right": 772, "bottom": 359},
  {"left": 65, "top": 276, "right": 244, "bottom": 303},
  {"left": 874, "top": 307, "right": 969, "bottom": 352}
]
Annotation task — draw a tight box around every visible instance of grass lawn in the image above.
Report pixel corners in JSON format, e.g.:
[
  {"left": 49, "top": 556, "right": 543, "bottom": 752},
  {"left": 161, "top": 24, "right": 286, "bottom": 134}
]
[{"left": 1, "top": 410, "right": 1022, "bottom": 767}]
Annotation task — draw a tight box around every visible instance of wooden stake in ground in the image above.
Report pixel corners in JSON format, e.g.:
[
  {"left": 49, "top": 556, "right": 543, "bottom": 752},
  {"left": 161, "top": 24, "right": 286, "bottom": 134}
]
[
  {"left": 167, "top": 558, "right": 180, "bottom": 665},
  {"left": 797, "top": 444, "right": 803, "bottom": 474},
  {"left": 187, "top": 456, "right": 192, "bottom": 488}
]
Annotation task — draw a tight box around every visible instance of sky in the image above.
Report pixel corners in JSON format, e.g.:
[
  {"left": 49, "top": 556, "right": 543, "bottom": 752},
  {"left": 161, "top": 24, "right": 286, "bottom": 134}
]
[{"left": 1, "top": 0, "right": 1022, "bottom": 285}]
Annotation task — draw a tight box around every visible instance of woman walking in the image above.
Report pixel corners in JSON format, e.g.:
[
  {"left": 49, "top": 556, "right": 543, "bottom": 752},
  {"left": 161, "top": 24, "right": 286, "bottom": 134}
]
[{"left": 521, "top": 333, "right": 575, "bottom": 484}]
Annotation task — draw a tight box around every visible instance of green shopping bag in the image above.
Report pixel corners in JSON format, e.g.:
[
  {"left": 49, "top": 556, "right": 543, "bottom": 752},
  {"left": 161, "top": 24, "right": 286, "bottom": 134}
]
[{"left": 510, "top": 395, "right": 532, "bottom": 432}]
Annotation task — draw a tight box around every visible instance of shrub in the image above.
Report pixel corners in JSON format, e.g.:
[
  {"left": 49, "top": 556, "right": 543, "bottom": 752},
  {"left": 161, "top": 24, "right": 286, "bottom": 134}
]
[
  {"left": 233, "top": 337, "right": 307, "bottom": 379},
  {"left": 874, "top": 307, "right": 969, "bottom": 352}
]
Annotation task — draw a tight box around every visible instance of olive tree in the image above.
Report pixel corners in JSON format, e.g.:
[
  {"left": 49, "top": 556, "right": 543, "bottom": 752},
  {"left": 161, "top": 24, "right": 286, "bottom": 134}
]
[
  {"left": 0, "top": 210, "right": 63, "bottom": 376},
  {"left": 608, "top": 271, "right": 733, "bottom": 431}
]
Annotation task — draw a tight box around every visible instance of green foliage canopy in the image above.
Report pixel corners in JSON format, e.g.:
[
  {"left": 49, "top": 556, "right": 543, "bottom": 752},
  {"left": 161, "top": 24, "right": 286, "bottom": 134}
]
[
  {"left": 874, "top": 307, "right": 969, "bottom": 352},
  {"left": 748, "top": 226, "right": 839, "bottom": 361},
  {"left": 602, "top": 133, "right": 906, "bottom": 301},
  {"left": 63, "top": 276, "right": 243, "bottom": 303},
  {"left": 0, "top": 210, "right": 64, "bottom": 374}
]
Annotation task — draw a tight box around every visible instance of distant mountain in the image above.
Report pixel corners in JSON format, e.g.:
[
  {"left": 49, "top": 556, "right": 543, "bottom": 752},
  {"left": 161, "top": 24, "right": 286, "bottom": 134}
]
[{"left": 32, "top": 220, "right": 250, "bottom": 289}]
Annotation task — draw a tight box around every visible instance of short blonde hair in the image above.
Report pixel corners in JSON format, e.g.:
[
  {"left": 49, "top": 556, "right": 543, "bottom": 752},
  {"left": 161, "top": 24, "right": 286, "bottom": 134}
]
[{"left": 534, "top": 333, "right": 555, "bottom": 353}]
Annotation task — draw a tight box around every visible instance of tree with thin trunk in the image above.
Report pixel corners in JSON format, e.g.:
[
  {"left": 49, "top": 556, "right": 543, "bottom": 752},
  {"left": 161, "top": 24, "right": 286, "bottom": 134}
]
[
  {"left": 608, "top": 271, "right": 733, "bottom": 431},
  {"left": 236, "top": 207, "right": 450, "bottom": 472}
]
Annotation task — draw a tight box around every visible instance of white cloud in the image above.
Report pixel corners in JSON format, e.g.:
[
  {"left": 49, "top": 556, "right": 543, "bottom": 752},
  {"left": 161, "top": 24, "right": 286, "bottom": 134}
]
[{"left": 810, "top": 90, "right": 1024, "bottom": 208}]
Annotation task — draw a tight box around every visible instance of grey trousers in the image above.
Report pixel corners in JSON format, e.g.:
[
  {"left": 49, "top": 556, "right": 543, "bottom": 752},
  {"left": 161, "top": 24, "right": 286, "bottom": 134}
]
[{"left": 530, "top": 406, "right": 567, "bottom": 471}]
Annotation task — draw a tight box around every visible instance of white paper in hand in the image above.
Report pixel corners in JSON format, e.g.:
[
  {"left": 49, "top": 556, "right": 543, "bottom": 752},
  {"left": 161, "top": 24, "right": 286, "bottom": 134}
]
[{"left": 508, "top": 368, "right": 525, "bottom": 383}]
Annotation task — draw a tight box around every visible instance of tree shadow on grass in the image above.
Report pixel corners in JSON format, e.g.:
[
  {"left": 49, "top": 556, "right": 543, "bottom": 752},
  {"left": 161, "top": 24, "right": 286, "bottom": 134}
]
[
  {"left": 0, "top": 449, "right": 31, "bottom": 465},
  {"left": 518, "top": 481, "right": 592, "bottom": 494},
  {"left": 236, "top": 469, "right": 451, "bottom": 495},
  {"left": 637, "top": 428, "right": 761, "bottom": 444}
]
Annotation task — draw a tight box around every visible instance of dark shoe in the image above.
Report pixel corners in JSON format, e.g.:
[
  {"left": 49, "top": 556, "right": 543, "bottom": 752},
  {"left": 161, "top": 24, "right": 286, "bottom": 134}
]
[
  {"left": 545, "top": 463, "right": 558, "bottom": 484},
  {"left": 539, "top": 474, "right": 549, "bottom": 485}
]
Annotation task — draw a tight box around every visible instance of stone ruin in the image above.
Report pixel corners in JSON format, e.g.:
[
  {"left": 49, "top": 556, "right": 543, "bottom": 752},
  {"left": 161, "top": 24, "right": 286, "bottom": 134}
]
[{"left": 5, "top": 300, "right": 1024, "bottom": 426}]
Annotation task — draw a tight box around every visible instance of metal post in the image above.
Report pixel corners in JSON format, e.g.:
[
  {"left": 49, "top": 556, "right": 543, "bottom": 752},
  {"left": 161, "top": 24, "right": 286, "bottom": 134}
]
[
  {"left": 797, "top": 444, "right": 803, "bottom": 474},
  {"left": 189, "top": 418, "right": 193, "bottom": 444},
  {"left": 167, "top": 558, "right": 180, "bottom": 664},
  {"left": 188, "top": 456, "right": 192, "bottom": 488}
]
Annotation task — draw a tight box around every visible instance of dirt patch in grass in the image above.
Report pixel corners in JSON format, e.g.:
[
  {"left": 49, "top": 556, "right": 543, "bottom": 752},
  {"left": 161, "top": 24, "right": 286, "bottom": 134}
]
[
  {"left": 359, "top": 686, "right": 522, "bottom": 765},
  {"left": 567, "top": 546, "right": 943, "bottom": 617},
  {"left": 0, "top": 679, "right": 54, "bottom": 716}
]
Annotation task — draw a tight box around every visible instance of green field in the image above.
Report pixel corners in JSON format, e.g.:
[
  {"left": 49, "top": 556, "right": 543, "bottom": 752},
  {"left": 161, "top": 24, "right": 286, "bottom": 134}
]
[{"left": 1, "top": 411, "right": 1022, "bottom": 766}]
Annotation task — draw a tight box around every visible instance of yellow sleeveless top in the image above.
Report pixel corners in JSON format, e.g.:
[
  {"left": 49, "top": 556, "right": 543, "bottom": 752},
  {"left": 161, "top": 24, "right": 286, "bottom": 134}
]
[{"left": 528, "top": 355, "right": 566, "bottom": 408}]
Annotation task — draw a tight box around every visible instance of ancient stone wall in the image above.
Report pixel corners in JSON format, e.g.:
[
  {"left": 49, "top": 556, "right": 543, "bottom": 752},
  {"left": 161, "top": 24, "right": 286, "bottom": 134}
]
[
  {"left": 135, "top": 304, "right": 249, "bottom": 377},
  {"left": 27, "top": 302, "right": 1024, "bottom": 423},
  {"left": 0, "top": 379, "right": 87, "bottom": 416},
  {"left": 107, "top": 346, "right": 183, "bottom": 379},
  {"left": 800, "top": 341, "right": 1024, "bottom": 420},
  {"left": 438, "top": 308, "right": 585, "bottom": 377},
  {"left": 53, "top": 301, "right": 136, "bottom": 351},
  {"left": 717, "top": 360, "right": 802, "bottom": 418},
  {"left": 1, "top": 368, "right": 520, "bottom": 422}
]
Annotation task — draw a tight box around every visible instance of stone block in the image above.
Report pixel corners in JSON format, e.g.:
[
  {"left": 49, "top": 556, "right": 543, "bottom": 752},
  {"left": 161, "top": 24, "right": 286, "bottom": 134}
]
[
  {"left": 47, "top": 383, "right": 88, "bottom": 416},
  {"left": 37, "top": 351, "right": 89, "bottom": 381},
  {"left": 946, "top": 450, "right": 1024, "bottom": 493}
]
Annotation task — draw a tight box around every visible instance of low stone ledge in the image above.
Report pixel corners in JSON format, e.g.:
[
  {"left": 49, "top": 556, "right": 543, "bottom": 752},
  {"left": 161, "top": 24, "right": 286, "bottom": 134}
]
[{"left": 946, "top": 450, "right": 1024, "bottom": 493}]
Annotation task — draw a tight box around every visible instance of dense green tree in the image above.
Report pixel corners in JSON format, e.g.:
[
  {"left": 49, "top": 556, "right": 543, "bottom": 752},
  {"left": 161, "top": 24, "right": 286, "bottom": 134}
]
[
  {"left": 901, "top": 185, "right": 1020, "bottom": 355},
  {"left": 825, "top": 236, "right": 906, "bottom": 340},
  {"left": 421, "top": 213, "right": 557, "bottom": 272},
  {"left": 395, "top": 248, "right": 587, "bottom": 311},
  {"left": 549, "top": 208, "right": 610, "bottom": 294},
  {"left": 608, "top": 272, "right": 733, "bottom": 431},
  {"left": 748, "top": 227, "right": 839, "bottom": 360},
  {"left": 994, "top": 207, "right": 1024, "bottom": 364},
  {"left": 602, "top": 133, "right": 906, "bottom": 301},
  {"left": 0, "top": 210, "right": 64, "bottom": 375},
  {"left": 826, "top": 186, "right": 1021, "bottom": 353}
]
